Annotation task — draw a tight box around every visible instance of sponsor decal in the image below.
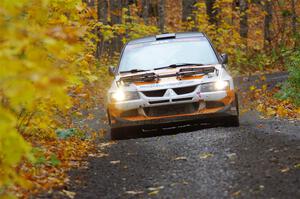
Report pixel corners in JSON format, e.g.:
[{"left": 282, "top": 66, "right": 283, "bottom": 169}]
[{"left": 138, "top": 81, "right": 196, "bottom": 89}]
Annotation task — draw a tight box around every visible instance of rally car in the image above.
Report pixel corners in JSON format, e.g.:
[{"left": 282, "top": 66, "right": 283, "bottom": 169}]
[{"left": 107, "top": 32, "right": 239, "bottom": 139}]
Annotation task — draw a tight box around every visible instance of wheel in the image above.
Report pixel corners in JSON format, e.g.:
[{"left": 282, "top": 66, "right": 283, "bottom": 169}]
[
  {"left": 110, "top": 126, "right": 140, "bottom": 140},
  {"left": 223, "top": 93, "right": 240, "bottom": 127},
  {"left": 110, "top": 127, "right": 124, "bottom": 140},
  {"left": 223, "top": 115, "right": 240, "bottom": 127}
]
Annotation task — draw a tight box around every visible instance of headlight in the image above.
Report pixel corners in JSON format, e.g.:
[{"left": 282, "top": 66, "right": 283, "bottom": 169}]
[
  {"left": 110, "top": 90, "right": 140, "bottom": 102},
  {"left": 200, "top": 80, "right": 230, "bottom": 92}
]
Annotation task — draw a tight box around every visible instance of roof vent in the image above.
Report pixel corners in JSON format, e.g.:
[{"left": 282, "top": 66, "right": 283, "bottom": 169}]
[{"left": 155, "top": 33, "right": 176, "bottom": 40}]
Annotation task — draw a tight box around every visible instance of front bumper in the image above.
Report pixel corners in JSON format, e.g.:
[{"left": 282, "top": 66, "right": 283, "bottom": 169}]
[
  {"left": 109, "top": 90, "right": 238, "bottom": 128},
  {"left": 110, "top": 103, "right": 237, "bottom": 128}
]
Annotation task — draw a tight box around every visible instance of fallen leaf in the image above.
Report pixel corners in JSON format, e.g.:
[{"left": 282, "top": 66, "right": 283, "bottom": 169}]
[
  {"left": 148, "top": 186, "right": 164, "bottom": 191},
  {"left": 226, "top": 153, "right": 237, "bottom": 160},
  {"left": 110, "top": 160, "right": 120, "bottom": 164},
  {"left": 199, "top": 153, "right": 214, "bottom": 159},
  {"left": 280, "top": 167, "right": 290, "bottom": 173},
  {"left": 260, "top": 76, "right": 266, "bottom": 81},
  {"left": 249, "top": 85, "right": 256, "bottom": 91},
  {"left": 87, "top": 113, "right": 95, "bottom": 120},
  {"left": 262, "top": 84, "right": 268, "bottom": 91},
  {"left": 75, "top": 111, "right": 83, "bottom": 116},
  {"left": 231, "top": 190, "right": 241, "bottom": 197},
  {"left": 125, "top": 190, "right": 144, "bottom": 195},
  {"left": 148, "top": 190, "right": 159, "bottom": 196},
  {"left": 277, "top": 106, "right": 288, "bottom": 117},
  {"left": 88, "top": 153, "right": 108, "bottom": 158},
  {"left": 294, "top": 163, "right": 300, "bottom": 169},
  {"left": 266, "top": 107, "right": 276, "bottom": 116},
  {"left": 174, "top": 156, "right": 187, "bottom": 161},
  {"left": 259, "top": 185, "right": 265, "bottom": 190},
  {"left": 62, "top": 190, "right": 76, "bottom": 199},
  {"left": 182, "top": 181, "right": 189, "bottom": 185}
]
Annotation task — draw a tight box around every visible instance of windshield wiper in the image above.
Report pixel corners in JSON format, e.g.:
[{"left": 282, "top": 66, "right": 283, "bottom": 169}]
[
  {"left": 154, "top": 63, "right": 204, "bottom": 70},
  {"left": 119, "top": 69, "right": 150, "bottom": 74}
]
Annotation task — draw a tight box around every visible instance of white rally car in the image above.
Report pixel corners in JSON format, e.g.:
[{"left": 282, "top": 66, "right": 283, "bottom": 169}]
[{"left": 107, "top": 32, "right": 239, "bottom": 139}]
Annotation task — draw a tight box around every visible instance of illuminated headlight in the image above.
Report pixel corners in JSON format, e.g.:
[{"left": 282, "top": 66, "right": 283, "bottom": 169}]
[
  {"left": 110, "top": 90, "right": 140, "bottom": 102},
  {"left": 200, "top": 80, "right": 230, "bottom": 92}
]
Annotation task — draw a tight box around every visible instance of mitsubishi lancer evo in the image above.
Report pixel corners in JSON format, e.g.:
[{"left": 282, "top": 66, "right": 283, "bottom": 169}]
[{"left": 107, "top": 32, "right": 239, "bottom": 139}]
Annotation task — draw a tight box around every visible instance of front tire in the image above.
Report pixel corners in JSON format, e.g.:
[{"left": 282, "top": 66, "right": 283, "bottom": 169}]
[
  {"left": 223, "top": 93, "right": 240, "bottom": 127},
  {"left": 110, "top": 126, "right": 140, "bottom": 140},
  {"left": 110, "top": 127, "right": 124, "bottom": 140},
  {"left": 223, "top": 115, "right": 240, "bottom": 127}
]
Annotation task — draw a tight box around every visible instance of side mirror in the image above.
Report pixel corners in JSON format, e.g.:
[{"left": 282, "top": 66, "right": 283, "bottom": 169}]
[
  {"left": 108, "top": 66, "right": 116, "bottom": 76},
  {"left": 220, "top": 53, "right": 228, "bottom": 64}
]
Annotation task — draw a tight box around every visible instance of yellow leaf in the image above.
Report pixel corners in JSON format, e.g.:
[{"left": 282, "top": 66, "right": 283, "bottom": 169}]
[
  {"left": 199, "top": 153, "right": 214, "bottom": 159},
  {"left": 277, "top": 106, "right": 287, "bottom": 117},
  {"left": 249, "top": 85, "right": 256, "bottom": 91},
  {"left": 174, "top": 156, "right": 187, "bottom": 161},
  {"left": 280, "top": 167, "right": 290, "bottom": 173},
  {"left": 266, "top": 108, "right": 276, "bottom": 116}
]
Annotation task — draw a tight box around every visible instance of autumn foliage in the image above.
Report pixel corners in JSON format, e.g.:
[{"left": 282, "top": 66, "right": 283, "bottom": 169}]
[{"left": 0, "top": 0, "right": 98, "bottom": 197}]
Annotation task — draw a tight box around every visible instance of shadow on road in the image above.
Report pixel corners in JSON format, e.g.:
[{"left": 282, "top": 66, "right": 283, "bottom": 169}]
[{"left": 113, "top": 119, "right": 228, "bottom": 140}]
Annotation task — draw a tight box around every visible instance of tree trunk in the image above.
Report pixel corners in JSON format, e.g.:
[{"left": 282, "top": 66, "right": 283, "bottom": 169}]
[
  {"left": 97, "top": 0, "right": 108, "bottom": 23},
  {"left": 182, "top": 0, "right": 197, "bottom": 22},
  {"left": 158, "top": 0, "right": 165, "bottom": 33},
  {"left": 264, "top": 0, "right": 273, "bottom": 49},
  {"left": 205, "top": 0, "right": 218, "bottom": 26},
  {"left": 110, "top": 0, "right": 122, "bottom": 54},
  {"left": 239, "top": 0, "right": 248, "bottom": 38},
  {"left": 96, "top": 0, "right": 108, "bottom": 59},
  {"left": 291, "top": 0, "right": 297, "bottom": 36},
  {"left": 110, "top": 0, "right": 122, "bottom": 24},
  {"left": 142, "top": 0, "right": 150, "bottom": 24}
]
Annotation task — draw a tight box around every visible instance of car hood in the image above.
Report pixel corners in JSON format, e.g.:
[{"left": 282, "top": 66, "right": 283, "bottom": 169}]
[{"left": 109, "top": 64, "right": 224, "bottom": 92}]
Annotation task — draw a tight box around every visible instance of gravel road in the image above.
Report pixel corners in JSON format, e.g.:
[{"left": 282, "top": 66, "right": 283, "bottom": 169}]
[
  {"left": 51, "top": 111, "right": 299, "bottom": 199},
  {"left": 42, "top": 73, "right": 299, "bottom": 199}
]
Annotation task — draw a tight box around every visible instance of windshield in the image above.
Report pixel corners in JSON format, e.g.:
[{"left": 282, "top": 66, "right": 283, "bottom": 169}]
[{"left": 118, "top": 37, "right": 219, "bottom": 72}]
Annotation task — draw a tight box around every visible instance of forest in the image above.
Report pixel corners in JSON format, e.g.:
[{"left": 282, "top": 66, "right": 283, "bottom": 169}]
[{"left": 0, "top": 0, "right": 299, "bottom": 198}]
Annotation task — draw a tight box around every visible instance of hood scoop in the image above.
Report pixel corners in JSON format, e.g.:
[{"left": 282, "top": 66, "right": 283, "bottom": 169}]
[
  {"left": 118, "top": 66, "right": 217, "bottom": 85},
  {"left": 118, "top": 72, "right": 158, "bottom": 86},
  {"left": 177, "top": 67, "right": 216, "bottom": 79}
]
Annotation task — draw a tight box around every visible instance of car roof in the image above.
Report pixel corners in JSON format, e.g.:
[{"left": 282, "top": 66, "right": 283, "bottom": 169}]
[{"left": 127, "top": 32, "right": 205, "bottom": 45}]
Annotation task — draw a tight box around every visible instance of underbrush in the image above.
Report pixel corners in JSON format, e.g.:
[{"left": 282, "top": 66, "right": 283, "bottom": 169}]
[{"left": 277, "top": 48, "right": 300, "bottom": 106}]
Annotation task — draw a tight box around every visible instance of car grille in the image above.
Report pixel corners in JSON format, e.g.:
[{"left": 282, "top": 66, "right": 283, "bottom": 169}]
[
  {"left": 142, "top": 89, "right": 166, "bottom": 97},
  {"left": 173, "top": 85, "right": 197, "bottom": 95},
  {"left": 144, "top": 103, "right": 199, "bottom": 117},
  {"left": 120, "top": 109, "right": 139, "bottom": 117}
]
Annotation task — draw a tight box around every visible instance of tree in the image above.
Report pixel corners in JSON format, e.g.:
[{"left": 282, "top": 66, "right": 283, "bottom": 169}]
[
  {"left": 96, "top": 0, "right": 108, "bottom": 58},
  {"left": 239, "top": 0, "right": 249, "bottom": 38},
  {"left": 291, "top": 0, "right": 298, "bottom": 36},
  {"left": 205, "top": 0, "right": 218, "bottom": 26},
  {"left": 142, "top": 0, "right": 150, "bottom": 24},
  {"left": 110, "top": 0, "right": 123, "bottom": 53},
  {"left": 182, "top": 0, "right": 197, "bottom": 22},
  {"left": 158, "top": 0, "right": 165, "bottom": 33},
  {"left": 263, "top": 0, "right": 273, "bottom": 49}
]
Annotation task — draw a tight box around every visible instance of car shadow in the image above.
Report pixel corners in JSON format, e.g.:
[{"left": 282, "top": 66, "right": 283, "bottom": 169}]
[{"left": 112, "top": 119, "right": 226, "bottom": 140}]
